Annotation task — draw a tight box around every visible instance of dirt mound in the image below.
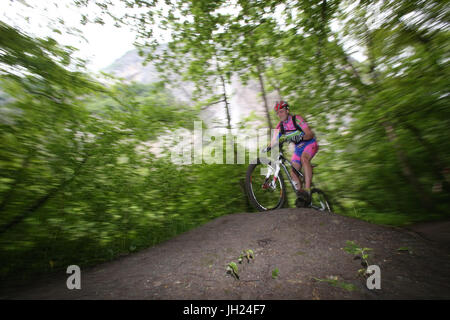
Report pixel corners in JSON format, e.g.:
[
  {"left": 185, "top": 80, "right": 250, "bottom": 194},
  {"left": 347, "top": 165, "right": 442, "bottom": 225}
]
[
  {"left": 404, "top": 220, "right": 450, "bottom": 252},
  {"left": 1, "top": 208, "right": 450, "bottom": 299}
]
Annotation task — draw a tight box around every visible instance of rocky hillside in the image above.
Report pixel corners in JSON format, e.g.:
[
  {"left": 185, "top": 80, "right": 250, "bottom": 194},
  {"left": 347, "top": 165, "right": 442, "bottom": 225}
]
[{"left": 102, "top": 48, "right": 279, "bottom": 130}]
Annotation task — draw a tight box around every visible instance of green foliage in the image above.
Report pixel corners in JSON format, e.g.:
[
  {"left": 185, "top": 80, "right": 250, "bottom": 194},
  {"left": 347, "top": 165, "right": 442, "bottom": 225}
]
[
  {"left": 313, "top": 276, "right": 357, "bottom": 292},
  {"left": 226, "top": 249, "right": 256, "bottom": 280},
  {"left": 343, "top": 241, "right": 372, "bottom": 275},
  {"left": 343, "top": 241, "right": 372, "bottom": 258},
  {"left": 226, "top": 262, "right": 239, "bottom": 279},
  {"left": 71, "top": 0, "right": 450, "bottom": 219},
  {"left": 2, "top": 0, "right": 450, "bottom": 285},
  {"left": 238, "top": 249, "right": 254, "bottom": 263},
  {"left": 0, "top": 21, "right": 251, "bottom": 283},
  {"left": 271, "top": 267, "right": 279, "bottom": 279}
]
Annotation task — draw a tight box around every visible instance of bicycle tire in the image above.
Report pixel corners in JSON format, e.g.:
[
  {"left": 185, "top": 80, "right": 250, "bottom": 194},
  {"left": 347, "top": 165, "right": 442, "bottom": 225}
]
[
  {"left": 309, "top": 188, "right": 332, "bottom": 213},
  {"left": 245, "top": 158, "right": 286, "bottom": 211}
]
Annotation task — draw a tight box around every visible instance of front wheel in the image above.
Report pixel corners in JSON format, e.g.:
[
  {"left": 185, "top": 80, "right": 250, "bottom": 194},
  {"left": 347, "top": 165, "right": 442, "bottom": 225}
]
[
  {"left": 309, "top": 188, "right": 332, "bottom": 212},
  {"left": 245, "top": 158, "right": 286, "bottom": 211}
]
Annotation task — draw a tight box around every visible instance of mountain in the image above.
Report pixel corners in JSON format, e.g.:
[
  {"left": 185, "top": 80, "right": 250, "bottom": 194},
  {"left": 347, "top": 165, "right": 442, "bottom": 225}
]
[
  {"left": 103, "top": 49, "right": 162, "bottom": 84},
  {"left": 102, "top": 48, "right": 279, "bottom": 131}
]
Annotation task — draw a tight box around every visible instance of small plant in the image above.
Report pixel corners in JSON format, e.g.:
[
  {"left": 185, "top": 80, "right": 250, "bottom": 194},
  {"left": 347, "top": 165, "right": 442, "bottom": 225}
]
[
  {"left": 238, "top": 249, "right": 254, "bottom": 263},
  {"left": 313, "top": 276, "right": 357, "bottom": 292},
  {"left": 226, "top": 262, "right": 239, "bottom": 279},
  {"left": 272, "top": 268, "right": 279, "bottom": 279},
  {"left": 343, "top": 240, "right": 372, "bottom": 276},
  {"left": 226, "top": 249, "right": 255, "bottom": 280}
]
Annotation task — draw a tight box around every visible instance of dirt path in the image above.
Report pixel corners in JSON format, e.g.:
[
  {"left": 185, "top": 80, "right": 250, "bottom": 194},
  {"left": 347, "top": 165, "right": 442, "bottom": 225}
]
[
  {"left": 403, "top": 220, "right": 450, "bottom": 252},
  {"left": 1, "top": 208, "right": 450, "bottom": 299}
]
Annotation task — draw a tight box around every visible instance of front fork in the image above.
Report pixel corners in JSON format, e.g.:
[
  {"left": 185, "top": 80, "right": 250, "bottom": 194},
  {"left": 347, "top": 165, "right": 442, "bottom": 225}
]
[
  {"left": 262, "top": 160, "right": 281, "bottom": 190},
  {"left": 260, "top": 156, "right": 304, "bottom": 192}
]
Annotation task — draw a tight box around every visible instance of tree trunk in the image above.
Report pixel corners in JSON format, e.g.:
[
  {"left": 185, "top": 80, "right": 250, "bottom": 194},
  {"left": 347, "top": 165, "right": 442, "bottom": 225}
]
[
  {"left": 316, "top": 0, "right": 327, "bottom": 84},
  {"left": 215, "top": 57, "right": 232, "bottom": 130},
  {"left": 219, "top": 73, "right": 232, "bottom": 130},
  {"left": 382, "top": 120, "right": 434, "bottom": 211},
  {"left": 256, "top": 63, "right": 273, "bottom": 130},
  {"left": 403, "top": 122, "right": 448, "bottom": 187},
  {"left": 268, "top": 59, "right": 283, "bottom": 101},
  {"left": 363, "top": 25, "right": 435, "bottom": 212}
]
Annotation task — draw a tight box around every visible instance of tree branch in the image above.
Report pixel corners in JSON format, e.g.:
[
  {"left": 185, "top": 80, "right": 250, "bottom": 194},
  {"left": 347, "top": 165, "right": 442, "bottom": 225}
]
[
  {"left": 0, "top": 155, "right": 90, "bottom": 236},
  {"left": 0, "top": 149, "right": 34, "bottom": 213},
  {"left": 201, "top": 99, "right": 226, "bottom": 110}
]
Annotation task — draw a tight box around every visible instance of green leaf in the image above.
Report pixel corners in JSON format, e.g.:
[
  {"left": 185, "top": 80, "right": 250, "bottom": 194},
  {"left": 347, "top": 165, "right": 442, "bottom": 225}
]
[
  {"left": 313, "top": 277, "right": 357, "bottom": 292},
  {"left": 272, "top": 268, "right": 279, "bottom": 279},
  {"left": 227, "top": 262, "right": 239, "bottom": 279}
]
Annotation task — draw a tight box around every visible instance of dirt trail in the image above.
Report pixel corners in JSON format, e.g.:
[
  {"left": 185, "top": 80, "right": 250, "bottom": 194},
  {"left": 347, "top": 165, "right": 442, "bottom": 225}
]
[
  {"left": 1, "top": 208, "right": 450, "bottom": 299},
  {"left": 404, "top": 220, "right": 450, "bottom": 252}
]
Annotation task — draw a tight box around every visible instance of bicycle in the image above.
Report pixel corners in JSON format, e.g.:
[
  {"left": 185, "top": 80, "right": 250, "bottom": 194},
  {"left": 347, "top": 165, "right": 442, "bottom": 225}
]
[{"left": 244, "top": 139, "right": 332, "bottom": 212}]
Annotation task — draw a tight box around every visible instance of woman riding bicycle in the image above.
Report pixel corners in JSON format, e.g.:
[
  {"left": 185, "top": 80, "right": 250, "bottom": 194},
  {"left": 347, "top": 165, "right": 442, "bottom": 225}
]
[{"left": 267, "top": 101, "right": 319, "bottom": 205}]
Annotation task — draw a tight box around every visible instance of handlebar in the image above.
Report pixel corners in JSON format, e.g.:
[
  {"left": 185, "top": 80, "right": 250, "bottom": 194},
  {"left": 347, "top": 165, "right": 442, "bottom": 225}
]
[{"left": 262, "top": 139, "right": 288, "bottom": 153}]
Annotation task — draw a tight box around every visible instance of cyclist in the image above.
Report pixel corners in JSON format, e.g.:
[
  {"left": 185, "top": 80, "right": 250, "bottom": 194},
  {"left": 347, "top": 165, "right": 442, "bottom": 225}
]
[{"left": 267, "top": 101, "right": 318, "bottom": 205}]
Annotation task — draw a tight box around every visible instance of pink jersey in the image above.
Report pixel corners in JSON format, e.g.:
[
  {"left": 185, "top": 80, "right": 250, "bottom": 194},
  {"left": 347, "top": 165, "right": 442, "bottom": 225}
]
[
  {"left": 273, "top": 115, "right": 310, "bottom": 140},
  {"left": 272, "top": 114, "right": 318, "bottom": 163}
]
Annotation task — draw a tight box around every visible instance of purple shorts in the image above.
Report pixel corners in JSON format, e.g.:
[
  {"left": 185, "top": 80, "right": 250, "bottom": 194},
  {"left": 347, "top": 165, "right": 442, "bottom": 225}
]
[{"left": 291, "top": 138, "right": 318, "bottom": 164}]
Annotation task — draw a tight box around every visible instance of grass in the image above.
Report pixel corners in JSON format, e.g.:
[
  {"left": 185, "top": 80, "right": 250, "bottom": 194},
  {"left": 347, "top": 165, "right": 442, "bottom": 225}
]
[
  {"left": 339, "top": 207, "right": 449, "bottom": 227},
  {"left": 272, "top": 268, "right": 279, "bottom": 279},
  {"left": 313, "top": 277, "right": 358, "bottom": 292}
]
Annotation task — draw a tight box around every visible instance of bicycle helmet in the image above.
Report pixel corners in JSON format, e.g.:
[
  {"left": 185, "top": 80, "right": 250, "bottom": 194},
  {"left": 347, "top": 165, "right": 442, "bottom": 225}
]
[{"left": 274, "top": 101, "right": 289, "bottom": 112}]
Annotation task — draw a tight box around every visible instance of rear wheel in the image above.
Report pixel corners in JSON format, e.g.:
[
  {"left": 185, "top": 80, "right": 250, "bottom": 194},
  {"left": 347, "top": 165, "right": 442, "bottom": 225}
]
[{"left": 245, "top": 158, "right": 286, "bottom": 211}]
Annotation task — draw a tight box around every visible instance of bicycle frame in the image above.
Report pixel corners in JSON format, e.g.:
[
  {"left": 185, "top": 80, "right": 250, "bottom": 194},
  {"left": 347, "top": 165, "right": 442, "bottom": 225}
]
[{"left": 264, "top": 143, "right": 308, "bottom": 192}]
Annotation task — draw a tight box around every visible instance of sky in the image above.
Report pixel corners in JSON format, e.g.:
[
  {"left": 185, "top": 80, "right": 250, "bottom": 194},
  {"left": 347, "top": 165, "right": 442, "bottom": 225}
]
[
  {"left": 1, "top": 0, "right": 138, "bottom": 72},
  {"left": 1, "top": 0, "right": 365, "bottom": 73}
]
